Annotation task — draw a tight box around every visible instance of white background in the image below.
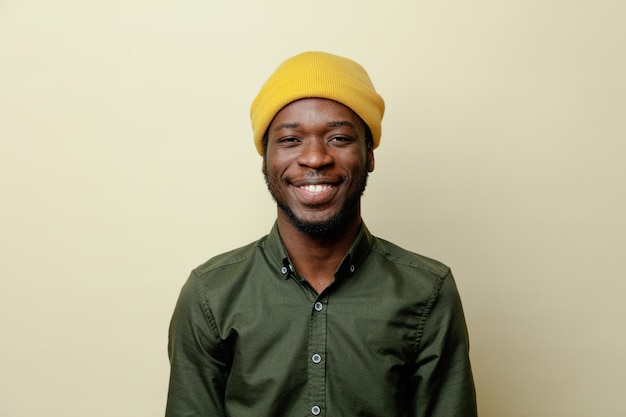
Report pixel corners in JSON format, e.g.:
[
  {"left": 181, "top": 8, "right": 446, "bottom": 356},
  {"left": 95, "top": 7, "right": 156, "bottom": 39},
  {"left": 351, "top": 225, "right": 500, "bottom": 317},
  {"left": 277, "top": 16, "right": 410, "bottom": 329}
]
[{"left": 1, "top": 1, "right": 625, "bottom": 416}]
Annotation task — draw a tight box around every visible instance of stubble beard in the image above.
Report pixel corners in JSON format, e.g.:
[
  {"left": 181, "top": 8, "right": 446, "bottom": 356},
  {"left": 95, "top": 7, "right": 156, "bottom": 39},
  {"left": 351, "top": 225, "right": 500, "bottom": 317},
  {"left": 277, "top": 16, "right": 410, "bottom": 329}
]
[{"left": 263, "top": 164, "right": 369, "bottom": 239}]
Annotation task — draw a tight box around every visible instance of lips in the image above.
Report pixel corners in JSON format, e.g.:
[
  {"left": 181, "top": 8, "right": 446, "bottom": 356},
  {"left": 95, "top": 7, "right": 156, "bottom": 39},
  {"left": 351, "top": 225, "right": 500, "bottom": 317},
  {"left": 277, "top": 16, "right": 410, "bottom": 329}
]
[{"left": 290, "top": 179, "right": 339, "bottom": 206}]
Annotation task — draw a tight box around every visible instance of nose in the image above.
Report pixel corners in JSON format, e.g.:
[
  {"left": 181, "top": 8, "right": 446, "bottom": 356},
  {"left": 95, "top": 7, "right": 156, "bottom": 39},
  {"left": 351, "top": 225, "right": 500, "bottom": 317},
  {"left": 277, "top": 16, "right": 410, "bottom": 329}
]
[{"left": 296, "top": 139, "right": 334, "bottom": 169}]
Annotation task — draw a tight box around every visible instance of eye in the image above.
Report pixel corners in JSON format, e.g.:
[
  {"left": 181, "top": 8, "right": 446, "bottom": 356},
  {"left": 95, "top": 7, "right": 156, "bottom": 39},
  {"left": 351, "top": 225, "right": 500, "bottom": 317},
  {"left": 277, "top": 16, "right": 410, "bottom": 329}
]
[
  {"left": 277, "top": 137, "right": 300, "bottom": 144},
  {"left": 328, "top": 136, "right": 354, "bottom": 145}
]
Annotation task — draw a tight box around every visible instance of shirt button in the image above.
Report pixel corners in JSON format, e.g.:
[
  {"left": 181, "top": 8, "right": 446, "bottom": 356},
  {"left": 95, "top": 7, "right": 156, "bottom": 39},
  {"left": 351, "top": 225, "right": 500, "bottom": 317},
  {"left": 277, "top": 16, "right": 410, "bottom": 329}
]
[
  {"left": 312, "top": 353, "right": 321, "bottom": 363},
  {"left": 349, "top": 264, "right": 355, "bottom": 273},
  {"left": 311, "top": 405, "right": 321, "bottom": 415},
  {"left": 314, "top": 302, "right": 323, "bottom": 312},
  {"left": 281, "top": 266, "right": 288, "bottom": 274}
]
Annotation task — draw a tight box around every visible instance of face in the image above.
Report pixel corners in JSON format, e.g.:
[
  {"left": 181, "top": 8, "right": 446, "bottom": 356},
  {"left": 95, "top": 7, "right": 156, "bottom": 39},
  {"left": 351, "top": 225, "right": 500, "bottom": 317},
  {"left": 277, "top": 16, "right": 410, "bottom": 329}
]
[{"left": 263, "top": 98, "right": 375, "bottom": 238}]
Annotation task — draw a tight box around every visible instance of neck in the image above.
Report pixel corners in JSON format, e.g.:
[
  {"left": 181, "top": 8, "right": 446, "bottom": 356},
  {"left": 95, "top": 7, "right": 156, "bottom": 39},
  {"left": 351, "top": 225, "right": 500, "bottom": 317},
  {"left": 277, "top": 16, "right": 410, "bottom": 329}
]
[{"left": 277, "top": 209, "right": 362, "bottom": 293}]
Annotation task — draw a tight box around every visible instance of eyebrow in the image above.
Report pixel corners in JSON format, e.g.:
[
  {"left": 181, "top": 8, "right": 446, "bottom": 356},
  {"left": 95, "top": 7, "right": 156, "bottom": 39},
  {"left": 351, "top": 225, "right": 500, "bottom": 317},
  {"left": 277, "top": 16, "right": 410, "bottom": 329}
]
[
  {"left": 273, "top": 122, "right": 299, "bottom": 131},
  {"left": 273, "top": 120, "right": 356, "bottom": 132},
  {"left": 327, "top": 121, "right": 356, "bottom": 128}
]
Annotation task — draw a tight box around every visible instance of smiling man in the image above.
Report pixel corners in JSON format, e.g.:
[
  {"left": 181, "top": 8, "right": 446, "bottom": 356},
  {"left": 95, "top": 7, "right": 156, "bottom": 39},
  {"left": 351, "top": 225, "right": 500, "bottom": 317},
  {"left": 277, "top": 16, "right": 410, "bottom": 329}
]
[{"left": 166, "top": 51, "right": 477, "bottom": 417}]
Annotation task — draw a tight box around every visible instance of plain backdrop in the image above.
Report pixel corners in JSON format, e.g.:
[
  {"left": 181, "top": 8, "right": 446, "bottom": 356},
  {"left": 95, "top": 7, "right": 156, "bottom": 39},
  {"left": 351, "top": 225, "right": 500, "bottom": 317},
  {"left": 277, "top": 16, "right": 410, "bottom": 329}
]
[{"left": 1, "top": 1, "right": 625, "bottom": 416}]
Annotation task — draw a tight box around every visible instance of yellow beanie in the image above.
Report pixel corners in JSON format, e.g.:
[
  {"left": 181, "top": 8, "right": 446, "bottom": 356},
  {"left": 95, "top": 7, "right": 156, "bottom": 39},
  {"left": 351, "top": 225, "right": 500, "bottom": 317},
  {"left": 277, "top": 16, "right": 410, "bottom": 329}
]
[{"left": 250, "top": 51, "right": 385, "bottom": 155}]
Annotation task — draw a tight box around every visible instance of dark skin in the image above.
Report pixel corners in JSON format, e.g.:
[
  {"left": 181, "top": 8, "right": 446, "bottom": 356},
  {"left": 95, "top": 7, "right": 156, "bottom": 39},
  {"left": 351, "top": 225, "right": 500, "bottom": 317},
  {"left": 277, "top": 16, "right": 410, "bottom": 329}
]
[{"left": 263, "top": 98, "right": 375, "bottom": 293}]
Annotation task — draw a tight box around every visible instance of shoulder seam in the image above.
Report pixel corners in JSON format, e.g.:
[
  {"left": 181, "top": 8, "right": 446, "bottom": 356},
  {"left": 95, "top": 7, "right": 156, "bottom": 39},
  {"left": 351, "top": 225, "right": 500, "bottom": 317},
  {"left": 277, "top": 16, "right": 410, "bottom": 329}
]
[
  {"left": 413, "top": 271, "right": 449, "bottom": 357},
  {"left": 370, "top": 245, "right": 450, "bottom": 279},
  {"left": 195, "top": 253, "right": 249, "bottom": 277},
  {"left": 191, "top": 270, "right": 231, "bottom": 362}
]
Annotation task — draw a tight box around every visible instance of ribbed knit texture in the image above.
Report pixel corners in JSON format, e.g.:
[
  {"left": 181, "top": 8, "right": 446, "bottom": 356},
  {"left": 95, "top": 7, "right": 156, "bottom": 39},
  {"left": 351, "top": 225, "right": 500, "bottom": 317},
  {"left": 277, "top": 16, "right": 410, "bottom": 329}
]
[{"left": 250, "top": 51, "right": 385, "bottom": 155}]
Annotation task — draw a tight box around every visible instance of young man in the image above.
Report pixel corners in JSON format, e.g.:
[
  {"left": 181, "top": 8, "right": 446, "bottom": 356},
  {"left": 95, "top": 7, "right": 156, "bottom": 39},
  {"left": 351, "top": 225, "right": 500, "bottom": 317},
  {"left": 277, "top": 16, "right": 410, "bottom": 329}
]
[{"left": 166, "top": 51, "right": 477, "bottom": 417}]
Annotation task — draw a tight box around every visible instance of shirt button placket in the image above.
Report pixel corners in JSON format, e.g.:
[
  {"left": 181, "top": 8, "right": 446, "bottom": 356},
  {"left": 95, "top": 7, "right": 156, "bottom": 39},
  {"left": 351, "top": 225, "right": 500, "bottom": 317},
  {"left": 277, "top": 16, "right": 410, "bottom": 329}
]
[{"left": 308, "top": 298, "right": 327, "bottom": 416}]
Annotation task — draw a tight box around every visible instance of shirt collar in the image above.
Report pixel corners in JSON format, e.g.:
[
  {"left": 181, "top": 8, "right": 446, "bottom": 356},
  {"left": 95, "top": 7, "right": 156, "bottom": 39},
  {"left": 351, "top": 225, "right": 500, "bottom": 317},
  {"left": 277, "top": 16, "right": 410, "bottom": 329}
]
[
  {"left": 262, "top": 221, "right": 374, "bottom": 281},
  {"left": 335, "top": 222, "right": 374, "bottom": 279}
]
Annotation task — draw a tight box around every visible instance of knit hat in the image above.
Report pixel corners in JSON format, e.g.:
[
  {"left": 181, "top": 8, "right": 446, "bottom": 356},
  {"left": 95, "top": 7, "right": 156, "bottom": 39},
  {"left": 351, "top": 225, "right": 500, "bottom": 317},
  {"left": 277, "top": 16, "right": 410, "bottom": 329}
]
[{"left": 250, "top": 51, "right": 385, "bottom": 155}]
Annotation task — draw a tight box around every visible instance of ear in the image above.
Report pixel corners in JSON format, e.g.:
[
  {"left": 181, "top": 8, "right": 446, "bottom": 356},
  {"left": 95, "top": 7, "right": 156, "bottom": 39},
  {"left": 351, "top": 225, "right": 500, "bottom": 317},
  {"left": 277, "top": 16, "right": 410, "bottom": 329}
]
[{"left": 367, "top": 146, "right": 375, "bottom": 173}]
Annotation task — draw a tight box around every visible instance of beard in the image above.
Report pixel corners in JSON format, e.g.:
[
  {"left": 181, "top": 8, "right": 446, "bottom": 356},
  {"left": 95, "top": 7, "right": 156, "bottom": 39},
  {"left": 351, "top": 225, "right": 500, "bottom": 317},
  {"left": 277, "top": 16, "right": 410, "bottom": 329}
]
[{"left": 263, "top": 164, "right": 369, "bottom": 239}]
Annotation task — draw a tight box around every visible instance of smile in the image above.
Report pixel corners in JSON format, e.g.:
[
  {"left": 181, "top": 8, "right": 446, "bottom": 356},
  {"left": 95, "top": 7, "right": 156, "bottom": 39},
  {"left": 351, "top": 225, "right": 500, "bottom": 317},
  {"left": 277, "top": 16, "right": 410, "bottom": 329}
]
[
  {"left": 299, "top": 184, "right": 333, "bottom": 194},
  {"left": 291, "top": 182, "right": 338, "bottom": 206}
]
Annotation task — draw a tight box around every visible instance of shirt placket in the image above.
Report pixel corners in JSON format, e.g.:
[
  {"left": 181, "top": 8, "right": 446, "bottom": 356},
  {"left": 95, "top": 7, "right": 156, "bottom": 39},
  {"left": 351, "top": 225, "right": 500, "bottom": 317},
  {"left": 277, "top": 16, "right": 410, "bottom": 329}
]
[{"left": 308, "top": 296, "right": 327, "bottom": 416}]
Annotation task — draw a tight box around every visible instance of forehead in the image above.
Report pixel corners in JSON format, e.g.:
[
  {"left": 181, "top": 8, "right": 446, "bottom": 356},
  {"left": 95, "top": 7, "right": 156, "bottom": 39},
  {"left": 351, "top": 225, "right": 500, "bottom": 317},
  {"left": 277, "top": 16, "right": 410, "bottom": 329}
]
[{"left": 269, "top": 98, "right": 365, "bottom": 132}]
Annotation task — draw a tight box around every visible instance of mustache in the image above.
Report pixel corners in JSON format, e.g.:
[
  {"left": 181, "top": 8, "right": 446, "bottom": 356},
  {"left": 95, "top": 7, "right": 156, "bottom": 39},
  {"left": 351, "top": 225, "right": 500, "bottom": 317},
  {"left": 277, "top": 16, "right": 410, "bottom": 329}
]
[
  {"left": 288, "top": 171, "right": 342, "bottom": 186},
  {"left": 294, "top": 171, "right": 333, "bottom": 179}
]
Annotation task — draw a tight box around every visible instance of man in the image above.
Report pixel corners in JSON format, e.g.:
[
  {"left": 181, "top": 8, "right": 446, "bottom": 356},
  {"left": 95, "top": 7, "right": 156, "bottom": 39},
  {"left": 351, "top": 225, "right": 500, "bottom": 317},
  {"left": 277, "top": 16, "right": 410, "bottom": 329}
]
[{"left": 166, "top": 51, "right": 477, "bottom": 417}]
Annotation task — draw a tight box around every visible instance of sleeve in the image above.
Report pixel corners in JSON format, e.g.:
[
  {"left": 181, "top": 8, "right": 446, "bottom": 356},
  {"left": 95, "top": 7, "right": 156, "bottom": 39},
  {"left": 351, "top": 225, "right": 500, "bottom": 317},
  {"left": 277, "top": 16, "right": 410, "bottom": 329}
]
[
  {"left": 165, "top": 271, "right": 230, "bottom": 417},
  {"left": 408, "top": 271, "right": 478, "bottom": 417}
]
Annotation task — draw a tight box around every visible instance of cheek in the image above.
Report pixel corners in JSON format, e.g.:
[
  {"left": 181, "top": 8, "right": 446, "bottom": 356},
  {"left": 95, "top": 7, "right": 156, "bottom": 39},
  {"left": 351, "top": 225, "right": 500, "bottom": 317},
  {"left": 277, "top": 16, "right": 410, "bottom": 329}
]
[
  {"left": 346, "top": 151, "right": 369, "bottom": 174},
  {"left": 266, "top": 152, "right": 295, "bottom": 178}
]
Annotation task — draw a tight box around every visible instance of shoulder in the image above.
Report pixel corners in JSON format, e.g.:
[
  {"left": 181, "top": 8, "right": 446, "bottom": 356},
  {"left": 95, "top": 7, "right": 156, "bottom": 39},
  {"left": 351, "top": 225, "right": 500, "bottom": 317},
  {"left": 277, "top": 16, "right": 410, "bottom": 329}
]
[
  {"left": 176, "top": 234, "right": 275, "bottom": 320},
  {"left": 369, "top": 235, "right": 451, "bottom": 280},
  {"left": 367, "top": 237, "right": 467, "bottom": 332},
  {"left": 194, "top": 240, "right": 259, "bottom": 274},
  {"left": 191, "top": 234, "right": 269, "bottom": 282}
]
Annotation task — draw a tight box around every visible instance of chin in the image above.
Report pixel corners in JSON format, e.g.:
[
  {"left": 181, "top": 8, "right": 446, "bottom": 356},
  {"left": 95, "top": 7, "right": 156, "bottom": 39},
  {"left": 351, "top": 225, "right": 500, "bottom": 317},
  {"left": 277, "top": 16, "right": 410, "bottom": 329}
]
[{"left": 284, "top": 206, "right": 356, "bottom": 239}]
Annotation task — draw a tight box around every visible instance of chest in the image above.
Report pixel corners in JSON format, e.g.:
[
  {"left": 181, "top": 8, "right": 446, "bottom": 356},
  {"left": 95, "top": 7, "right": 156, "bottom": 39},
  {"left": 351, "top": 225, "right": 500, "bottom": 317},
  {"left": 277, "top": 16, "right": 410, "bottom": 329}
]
[{"left": 219, "top": 277, "right": 426, "bottom": 383}]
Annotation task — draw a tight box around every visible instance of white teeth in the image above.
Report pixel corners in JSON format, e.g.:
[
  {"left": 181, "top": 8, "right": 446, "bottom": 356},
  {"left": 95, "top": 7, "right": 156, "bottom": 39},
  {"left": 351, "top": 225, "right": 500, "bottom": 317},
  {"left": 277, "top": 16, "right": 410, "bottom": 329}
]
[{"left": 301, "top": 184, "right": 331, "bottom": 193}]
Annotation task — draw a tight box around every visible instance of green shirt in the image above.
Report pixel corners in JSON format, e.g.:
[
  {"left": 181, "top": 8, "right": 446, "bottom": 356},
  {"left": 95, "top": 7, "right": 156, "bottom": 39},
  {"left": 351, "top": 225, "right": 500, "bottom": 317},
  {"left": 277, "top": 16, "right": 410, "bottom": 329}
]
[{"left": 166, "top": 223, "right": 477, "bottom": 417}]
